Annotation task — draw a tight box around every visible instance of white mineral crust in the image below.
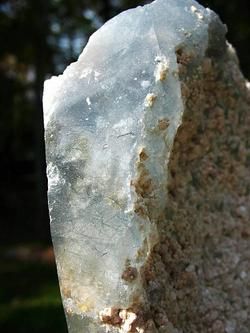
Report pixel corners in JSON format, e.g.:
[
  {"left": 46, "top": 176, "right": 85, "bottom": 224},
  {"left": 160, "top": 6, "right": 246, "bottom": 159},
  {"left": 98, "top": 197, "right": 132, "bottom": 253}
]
[{"left": 43, "top": 0, "right": 223, "bottom": 331}]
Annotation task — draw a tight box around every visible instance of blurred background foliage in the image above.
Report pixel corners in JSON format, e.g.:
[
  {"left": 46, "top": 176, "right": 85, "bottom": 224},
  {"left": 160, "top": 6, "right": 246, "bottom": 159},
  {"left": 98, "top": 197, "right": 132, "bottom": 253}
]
[{"left": 0, "top": 0, "right": 249, "bottom": 332}]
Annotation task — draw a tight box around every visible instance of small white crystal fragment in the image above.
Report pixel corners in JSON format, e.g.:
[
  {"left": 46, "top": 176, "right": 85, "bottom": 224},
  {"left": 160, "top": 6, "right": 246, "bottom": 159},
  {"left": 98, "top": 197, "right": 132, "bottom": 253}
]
[
  {"left": 86, "top": 97, "right": 91, "bottom": 105},
  {"left": 154, "top": 55, "right": 169, "bottom": 82},
  {"left": 144, "top": 93, "right": 157, "bottom": 107}
]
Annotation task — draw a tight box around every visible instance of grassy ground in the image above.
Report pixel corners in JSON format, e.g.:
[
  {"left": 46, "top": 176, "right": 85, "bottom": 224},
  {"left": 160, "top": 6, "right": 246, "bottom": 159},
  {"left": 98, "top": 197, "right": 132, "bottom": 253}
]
[{"left": 0, "top": 244, "right": 68, "bottom": 333}]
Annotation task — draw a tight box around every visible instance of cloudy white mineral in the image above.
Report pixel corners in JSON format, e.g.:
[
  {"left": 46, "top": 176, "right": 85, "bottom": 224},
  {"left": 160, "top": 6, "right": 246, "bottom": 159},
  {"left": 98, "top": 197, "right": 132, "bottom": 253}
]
[{"left": 43, "top": 0, "right": 250, "bottom": 332}]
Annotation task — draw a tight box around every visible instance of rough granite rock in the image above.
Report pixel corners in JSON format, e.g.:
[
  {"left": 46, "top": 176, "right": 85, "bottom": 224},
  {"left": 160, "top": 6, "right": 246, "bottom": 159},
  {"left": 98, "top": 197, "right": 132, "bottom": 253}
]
[{"left": 43, "top": 0, "right": 250, "bottom": 332}]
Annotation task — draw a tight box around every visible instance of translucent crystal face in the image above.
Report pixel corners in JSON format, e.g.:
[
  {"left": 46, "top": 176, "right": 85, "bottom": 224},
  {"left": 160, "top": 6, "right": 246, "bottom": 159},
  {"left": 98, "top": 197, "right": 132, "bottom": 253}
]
[{"left": 43, "top": 0, "right": 215, "bottom": 331}]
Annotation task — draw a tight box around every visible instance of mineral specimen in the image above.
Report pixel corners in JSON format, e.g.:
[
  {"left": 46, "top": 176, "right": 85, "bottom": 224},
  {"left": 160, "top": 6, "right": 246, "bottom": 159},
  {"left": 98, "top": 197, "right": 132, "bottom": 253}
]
[{"left": 43, "top": 0, "right": 250, "bottom": 332}]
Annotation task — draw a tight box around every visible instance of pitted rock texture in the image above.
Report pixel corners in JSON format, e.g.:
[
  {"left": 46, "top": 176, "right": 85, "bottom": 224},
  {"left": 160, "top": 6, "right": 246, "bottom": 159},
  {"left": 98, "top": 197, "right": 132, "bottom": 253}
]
[{"left": 142, "top": 45, "right": 250, "bottom": 333}]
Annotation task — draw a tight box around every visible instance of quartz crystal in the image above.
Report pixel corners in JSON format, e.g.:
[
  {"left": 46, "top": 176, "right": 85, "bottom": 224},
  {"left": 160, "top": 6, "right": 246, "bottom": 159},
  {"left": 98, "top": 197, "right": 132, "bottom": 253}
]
[{"left": 43, "top": 0, "right": 250, "bottom": 332}]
